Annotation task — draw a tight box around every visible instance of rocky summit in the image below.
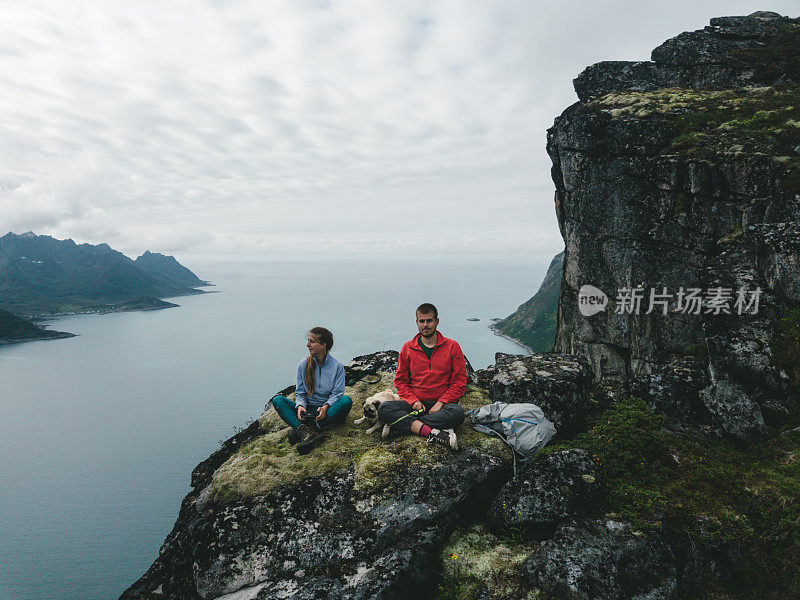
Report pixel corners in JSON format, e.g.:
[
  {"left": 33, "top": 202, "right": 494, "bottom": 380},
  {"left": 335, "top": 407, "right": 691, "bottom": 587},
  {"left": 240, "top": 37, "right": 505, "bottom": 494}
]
[{"left": 121, "top": 13, "right": 800, "bottom": 600}]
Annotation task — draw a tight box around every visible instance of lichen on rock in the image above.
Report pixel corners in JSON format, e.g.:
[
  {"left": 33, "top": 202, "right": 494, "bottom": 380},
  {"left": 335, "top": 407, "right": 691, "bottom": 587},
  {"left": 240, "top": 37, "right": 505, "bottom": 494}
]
[{"left": 434, "top": 524, "right": 538, "bottom": 600}]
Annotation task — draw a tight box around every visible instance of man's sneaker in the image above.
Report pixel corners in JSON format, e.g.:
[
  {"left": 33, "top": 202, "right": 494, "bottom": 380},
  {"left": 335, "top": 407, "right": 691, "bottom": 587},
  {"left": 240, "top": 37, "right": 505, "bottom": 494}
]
[
  {"left": 427, "top": 428, "right": 458, "bottom": 451},
  {"left": 297, "top": 425, "right": 325, "bottom": 455}
]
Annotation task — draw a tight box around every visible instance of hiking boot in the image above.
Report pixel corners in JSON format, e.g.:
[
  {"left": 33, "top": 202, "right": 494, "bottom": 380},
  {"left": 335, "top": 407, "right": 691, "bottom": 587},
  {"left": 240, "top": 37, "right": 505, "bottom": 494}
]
[
  {"left": 297, "top": 424, "right": 325, "bottom": 455},
  {"left": 427, "top": 428, "right": 458, "bottom": 450},
  {"left": 287, "top": 427, "right": 301, "bottom": 445}
]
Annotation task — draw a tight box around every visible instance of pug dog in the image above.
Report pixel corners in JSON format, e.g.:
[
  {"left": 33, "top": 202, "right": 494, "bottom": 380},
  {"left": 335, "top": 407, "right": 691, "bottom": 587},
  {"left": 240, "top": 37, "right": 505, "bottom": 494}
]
[{"left": 354, "top": 389, "right": 400, "bottom": 435}]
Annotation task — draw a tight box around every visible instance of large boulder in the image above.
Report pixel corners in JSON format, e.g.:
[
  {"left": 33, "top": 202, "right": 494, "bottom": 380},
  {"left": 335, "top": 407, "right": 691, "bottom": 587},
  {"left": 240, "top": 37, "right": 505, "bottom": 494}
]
[
  {"left": 524, "top": 519, "right": 677, "bottom": 600},
  {"left": 627, "top": 357, "right": 712, "bottom": 434},
  {"left": 487, "top": 449, "right": 603, "bottom": 538},
  {"left": 477, "top": 353, "right": 592, "bottom": 435}
]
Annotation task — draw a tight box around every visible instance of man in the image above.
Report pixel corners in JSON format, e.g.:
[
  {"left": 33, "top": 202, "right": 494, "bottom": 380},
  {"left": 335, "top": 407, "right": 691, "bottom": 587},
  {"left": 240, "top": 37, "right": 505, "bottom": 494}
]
[{"left": 378, "top": 303, "right": 466, "bottom": 450}]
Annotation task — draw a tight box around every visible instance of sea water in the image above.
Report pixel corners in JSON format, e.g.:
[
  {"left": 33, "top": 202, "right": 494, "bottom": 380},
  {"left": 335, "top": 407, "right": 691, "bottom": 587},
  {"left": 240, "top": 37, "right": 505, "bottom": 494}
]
[{"left": 0, "top": 257, "right": 551, "bottom": 600}]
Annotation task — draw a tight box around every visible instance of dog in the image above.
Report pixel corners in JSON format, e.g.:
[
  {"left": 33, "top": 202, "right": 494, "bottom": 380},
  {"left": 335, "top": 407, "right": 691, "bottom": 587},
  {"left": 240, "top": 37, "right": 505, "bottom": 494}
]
[{"left": 354, "top": 389, "right": 400, "bottom": 437}]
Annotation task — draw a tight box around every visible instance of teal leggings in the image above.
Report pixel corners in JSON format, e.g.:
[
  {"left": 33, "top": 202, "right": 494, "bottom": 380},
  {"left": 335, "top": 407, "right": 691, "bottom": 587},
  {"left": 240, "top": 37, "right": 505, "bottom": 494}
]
[{"left": 271, "top": 394, "right": 352, "bottom": 429}]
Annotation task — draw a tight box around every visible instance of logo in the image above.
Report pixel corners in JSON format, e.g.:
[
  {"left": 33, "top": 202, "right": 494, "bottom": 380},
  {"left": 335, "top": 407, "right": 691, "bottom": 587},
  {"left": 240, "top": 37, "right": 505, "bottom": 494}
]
[
  {"left": 578, "top": 285, "right": 608, "bottom": 316},
  {"left": 577, "top": 284, "right": 762, "bottom": 317}
]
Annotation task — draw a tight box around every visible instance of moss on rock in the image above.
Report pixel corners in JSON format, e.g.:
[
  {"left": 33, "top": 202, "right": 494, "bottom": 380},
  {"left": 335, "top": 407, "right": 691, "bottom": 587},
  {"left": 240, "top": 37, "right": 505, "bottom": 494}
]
[
  {"left": 588, "top": 84, "right": 800, "bottom": 193},
  {"left": 541, "top": 398, "right": 800, "bottom": 598},
  {"left": 434, "top": 524, "right": 540, "bottom": 600},
  {"left": 203, "top": 376, "right": 507, "bottom": 505}
]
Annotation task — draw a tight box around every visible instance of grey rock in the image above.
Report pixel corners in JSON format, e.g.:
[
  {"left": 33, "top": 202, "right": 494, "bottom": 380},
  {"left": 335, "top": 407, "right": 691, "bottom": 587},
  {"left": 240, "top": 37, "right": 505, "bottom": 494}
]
[
  {"left": 628, "top": 357, "right": 712, "bottom": 431},
  {"left": 699, "top": 380, "right": 767, "bottom": 440},
  {"left": 550, "top": 15, "right": 800, "bottom": 440},
  {"left": 488, "top": 449, "right": 603, "bottom": 538},
  {"left": 121, "top": 450, "right": 505, "bottom": 600},
  {"left": 574, "top": 13, "right": 799, "bottom": 101},
  {"left": 476, "top": 353, "right": 592, "bottom": 435},
  {"left": 524, "top": 519, "right": 677, "bottom": 600},
  {"left": 347, "top": 350, "right": 400, "bottom": 374},
  {"left": 347, "top": 349, "right": 478, "bottom": 385},
  {"left": 750, "top": 222, "right": 800, "bottom": 302}
]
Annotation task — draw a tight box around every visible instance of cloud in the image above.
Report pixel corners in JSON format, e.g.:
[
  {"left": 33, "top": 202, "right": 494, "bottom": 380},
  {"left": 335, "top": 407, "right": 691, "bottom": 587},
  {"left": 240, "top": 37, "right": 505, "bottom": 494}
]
[{"left": 0, "top": 0, "right": 796, "bottom": 258}]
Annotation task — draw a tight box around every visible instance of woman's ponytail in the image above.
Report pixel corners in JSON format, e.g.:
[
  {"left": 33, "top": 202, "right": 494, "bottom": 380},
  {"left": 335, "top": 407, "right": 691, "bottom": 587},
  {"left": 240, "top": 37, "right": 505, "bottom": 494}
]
[{"left": 304, "top": 327, "right": 334, "bottom": 397}]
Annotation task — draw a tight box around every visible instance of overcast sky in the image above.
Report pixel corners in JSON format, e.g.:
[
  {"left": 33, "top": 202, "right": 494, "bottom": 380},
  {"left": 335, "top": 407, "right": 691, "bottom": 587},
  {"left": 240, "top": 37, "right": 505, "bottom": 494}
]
[{"left": 1, "top": 1, "right": 797, "bottom": 261}]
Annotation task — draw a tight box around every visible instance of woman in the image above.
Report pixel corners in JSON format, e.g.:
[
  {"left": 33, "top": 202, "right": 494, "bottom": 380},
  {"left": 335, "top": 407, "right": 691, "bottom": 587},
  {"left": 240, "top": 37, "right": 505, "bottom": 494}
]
[{"left": 271, "top": 327, "right": 352, "bottom": 454}]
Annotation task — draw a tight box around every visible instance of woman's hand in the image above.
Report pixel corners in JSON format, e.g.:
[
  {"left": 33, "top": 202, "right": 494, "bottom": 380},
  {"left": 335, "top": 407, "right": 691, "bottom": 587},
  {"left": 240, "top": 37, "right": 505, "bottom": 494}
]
[
  {"left": 411, "top": 400, "right": 425, "bottom": 412},
  {"left": 315, "top": 404, "right": 329, "bottom": 422},
  {"left": 297, "top": 405, "right": 307, "bottom": 421},
  {"left": 429, "top": 401, "right": 444, "bottom": 413}
]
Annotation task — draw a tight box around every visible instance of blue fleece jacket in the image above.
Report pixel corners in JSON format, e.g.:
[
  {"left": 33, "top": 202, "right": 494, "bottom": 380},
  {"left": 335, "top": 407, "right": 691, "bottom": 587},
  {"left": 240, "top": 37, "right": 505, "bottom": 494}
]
[{"left": 295, "top": 353, "right": 345, "bottom": 408}]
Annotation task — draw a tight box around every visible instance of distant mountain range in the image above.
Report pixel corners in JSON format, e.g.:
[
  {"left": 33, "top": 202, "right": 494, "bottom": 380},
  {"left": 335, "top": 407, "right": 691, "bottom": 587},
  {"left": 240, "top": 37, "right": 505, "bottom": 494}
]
[{"left": 0, "top": 231, "right": 210, "bottom": 342}]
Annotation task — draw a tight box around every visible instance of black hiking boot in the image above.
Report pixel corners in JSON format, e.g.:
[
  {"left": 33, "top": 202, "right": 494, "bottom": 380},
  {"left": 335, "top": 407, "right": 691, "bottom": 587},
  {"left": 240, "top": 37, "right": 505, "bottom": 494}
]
[
  {"left": 296, "top": 424, "right": 325, "bottom": 455},
  {"left": 427, "top": 428, "right": 458, "bottom": 451},
  {"left": 287, "top": 427, "right": 301, "bottom": 445}
]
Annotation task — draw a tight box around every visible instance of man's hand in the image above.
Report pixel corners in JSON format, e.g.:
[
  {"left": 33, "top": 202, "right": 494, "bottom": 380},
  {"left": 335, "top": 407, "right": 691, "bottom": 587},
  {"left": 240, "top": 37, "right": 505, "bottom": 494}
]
[
  {"left": 296, "top": 405, "right": 307, "bottom": 421},
  {"left": 411, "top": 400, "right": 425, "bottom": 412},
  {"left": 315, "top": 404, "right": 329, "bottom": 422},
  {"left": 428, "top": 401, "right": 444, "bottom": 413}
]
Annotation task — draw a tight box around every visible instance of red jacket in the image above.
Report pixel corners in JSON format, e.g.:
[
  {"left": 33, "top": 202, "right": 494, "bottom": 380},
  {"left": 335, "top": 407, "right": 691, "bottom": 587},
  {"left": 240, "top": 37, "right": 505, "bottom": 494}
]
[{"left": 394, "top": 332, "right": 467, "bottom": 405}]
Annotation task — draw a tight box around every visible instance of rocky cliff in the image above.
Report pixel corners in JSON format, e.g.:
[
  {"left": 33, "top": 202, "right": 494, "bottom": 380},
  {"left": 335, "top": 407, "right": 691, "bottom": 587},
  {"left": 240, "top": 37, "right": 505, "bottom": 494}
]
[
  {"left": 120, "top": 13, "right": 800, "bottom": 600},
  {"left": 550, "top": 11, "right": 800, "bottom": 441}
]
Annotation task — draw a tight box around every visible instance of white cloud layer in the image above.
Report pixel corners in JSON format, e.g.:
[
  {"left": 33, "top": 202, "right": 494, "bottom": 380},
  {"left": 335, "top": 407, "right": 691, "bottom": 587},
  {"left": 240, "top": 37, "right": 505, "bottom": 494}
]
[{"left": 0, "top": 0, "right": 796, "bottom": 260}]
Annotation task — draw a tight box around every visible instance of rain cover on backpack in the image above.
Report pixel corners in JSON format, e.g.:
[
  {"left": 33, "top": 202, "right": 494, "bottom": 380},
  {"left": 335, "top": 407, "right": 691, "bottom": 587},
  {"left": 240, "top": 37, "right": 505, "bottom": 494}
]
[{"left": 469, "top": 402, "right": 557, "bottom": 458}]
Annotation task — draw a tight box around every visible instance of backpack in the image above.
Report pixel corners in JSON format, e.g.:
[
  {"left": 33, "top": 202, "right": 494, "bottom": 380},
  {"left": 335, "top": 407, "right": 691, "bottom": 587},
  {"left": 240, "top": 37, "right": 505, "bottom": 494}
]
[{"left": 468, "top": 402, "right": 557, "bottom": 476}]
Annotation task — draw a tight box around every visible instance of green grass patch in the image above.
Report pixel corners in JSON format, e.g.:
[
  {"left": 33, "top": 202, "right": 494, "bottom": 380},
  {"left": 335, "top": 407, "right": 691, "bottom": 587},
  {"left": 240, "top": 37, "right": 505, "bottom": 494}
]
[
  {"left": 540, "top": 397, "right": 800, "bottom": 598},
  {"left": 202, "top": 378, "right": 507, "bottom": 505}
]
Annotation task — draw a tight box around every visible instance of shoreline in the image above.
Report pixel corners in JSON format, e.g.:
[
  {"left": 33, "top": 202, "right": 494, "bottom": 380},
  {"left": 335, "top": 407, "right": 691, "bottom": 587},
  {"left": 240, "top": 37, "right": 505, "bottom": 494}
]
[
  {"left": 0, "top": 331, "right": 77, "bottom": 346},
  {"left": 489, "top": 323, "right": 535, "bottom": 355},
  {"left": 24, "top": 289, "right": 218, "bottom": 321}
]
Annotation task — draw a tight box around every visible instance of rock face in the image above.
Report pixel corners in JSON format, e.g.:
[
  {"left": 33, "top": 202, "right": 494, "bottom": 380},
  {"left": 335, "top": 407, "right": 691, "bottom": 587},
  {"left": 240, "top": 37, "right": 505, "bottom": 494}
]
[
  {"left": 124, "top": 454, "right": 504, "bottom": 600},
  {"left": 550, "top": 12, "right": 800, "bottom": 439},
  {"left": 573, "top": 12, "right": 798, "bottom": 102}
]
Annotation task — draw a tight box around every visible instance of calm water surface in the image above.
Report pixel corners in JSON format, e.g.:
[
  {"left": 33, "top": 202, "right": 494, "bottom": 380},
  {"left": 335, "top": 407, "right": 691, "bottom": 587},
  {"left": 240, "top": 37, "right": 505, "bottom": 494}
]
[{"left": 0, "top": 257, "right": 550, "bottom": 600}]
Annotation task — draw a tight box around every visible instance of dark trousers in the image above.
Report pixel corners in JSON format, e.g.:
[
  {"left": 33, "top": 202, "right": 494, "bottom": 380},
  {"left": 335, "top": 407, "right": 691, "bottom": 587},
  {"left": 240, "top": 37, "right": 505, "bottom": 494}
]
[{"left": 377, "top": 400, "right": 465, "bottom": 433}]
